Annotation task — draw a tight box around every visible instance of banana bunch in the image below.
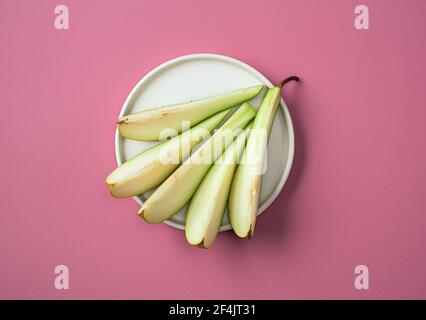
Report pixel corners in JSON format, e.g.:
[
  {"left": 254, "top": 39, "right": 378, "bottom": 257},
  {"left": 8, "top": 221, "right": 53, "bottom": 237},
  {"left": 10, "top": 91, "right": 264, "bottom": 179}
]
[{"left": 107, "top": 77, "right": 299, "bottom": 248}]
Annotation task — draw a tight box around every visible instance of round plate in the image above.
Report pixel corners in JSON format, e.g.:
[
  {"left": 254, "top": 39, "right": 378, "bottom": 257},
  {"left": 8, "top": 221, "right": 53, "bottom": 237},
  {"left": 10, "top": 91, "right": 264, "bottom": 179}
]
[{"left": 115, "top": 53, "right": 294, "bottom": 231}]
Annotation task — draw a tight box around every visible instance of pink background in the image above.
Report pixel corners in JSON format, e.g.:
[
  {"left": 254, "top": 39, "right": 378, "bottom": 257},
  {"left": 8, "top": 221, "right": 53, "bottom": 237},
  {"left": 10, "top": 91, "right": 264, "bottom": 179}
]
[{"left": 0, "top": 0, "right": 425, "bottom": 299}]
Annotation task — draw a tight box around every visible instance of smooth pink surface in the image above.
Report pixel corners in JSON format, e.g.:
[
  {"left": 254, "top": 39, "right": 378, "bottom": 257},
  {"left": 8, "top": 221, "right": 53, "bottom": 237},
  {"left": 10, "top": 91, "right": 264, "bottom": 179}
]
[{"left": 0, "top": 0, "right": 425, "bottom": 299}]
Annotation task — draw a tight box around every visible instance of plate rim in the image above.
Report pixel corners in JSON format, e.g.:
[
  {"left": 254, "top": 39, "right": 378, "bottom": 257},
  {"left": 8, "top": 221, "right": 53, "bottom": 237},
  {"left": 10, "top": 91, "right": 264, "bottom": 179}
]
[{"left": 115, "top": 53, "right": 295, "bottom": 232}]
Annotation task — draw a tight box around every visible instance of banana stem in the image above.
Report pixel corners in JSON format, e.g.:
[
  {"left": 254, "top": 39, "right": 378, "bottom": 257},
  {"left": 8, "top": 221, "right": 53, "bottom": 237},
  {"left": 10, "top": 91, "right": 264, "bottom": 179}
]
[{"left": 277, "top": 76, "right": 300, "bottom": 89}]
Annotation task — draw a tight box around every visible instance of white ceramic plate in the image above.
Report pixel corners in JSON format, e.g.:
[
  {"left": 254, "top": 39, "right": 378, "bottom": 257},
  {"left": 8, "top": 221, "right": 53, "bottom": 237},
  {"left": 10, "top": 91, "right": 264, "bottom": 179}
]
[{"left": 115, "top": 53, "right": 294, "bottom": 231}]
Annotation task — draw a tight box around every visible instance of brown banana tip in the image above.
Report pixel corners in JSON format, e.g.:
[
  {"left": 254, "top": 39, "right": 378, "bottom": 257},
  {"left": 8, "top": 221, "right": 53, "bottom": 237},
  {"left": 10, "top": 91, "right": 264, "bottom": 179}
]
[
  {"left": 277, "top": 76, "right": 300, "bottom": 88},
  {"left": 248, "top": 229, "right": 254, "bottom": 240},
  {"left": 247, "top": 222, "right": 255, "bottom": 239},
  {"left": 196, "top": 242, "right": 208, "bottom": 249},
  {"left": 117, "top": 118, "right": 128, "bottom": 125}
]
